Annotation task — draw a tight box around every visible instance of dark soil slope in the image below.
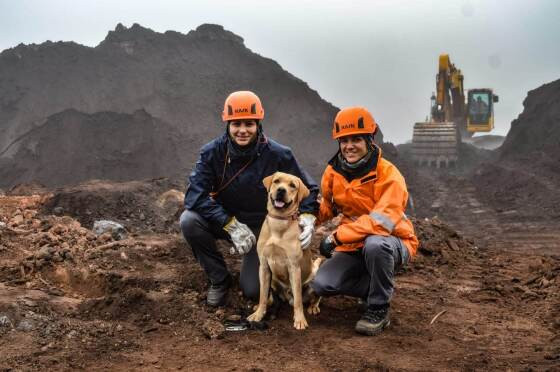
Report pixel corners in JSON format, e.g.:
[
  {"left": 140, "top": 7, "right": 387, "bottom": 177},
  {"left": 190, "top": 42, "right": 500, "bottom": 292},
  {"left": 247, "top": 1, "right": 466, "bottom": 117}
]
[
  {"left": 0, "top": 109, "right": 188, "bottom": 188},
  {"left": 500, "top": 78, "right": 560, "bottom": 162},
  {"left": 0, "top": 23, "right": 338, "bottom": 185},
  {"left": 471, "top": 79, "right": 560, "bottom": 219}
]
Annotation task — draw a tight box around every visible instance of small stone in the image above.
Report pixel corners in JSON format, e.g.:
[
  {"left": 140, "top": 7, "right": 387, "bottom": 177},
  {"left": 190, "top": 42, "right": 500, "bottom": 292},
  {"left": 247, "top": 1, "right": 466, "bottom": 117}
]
[
  {"left": 52, "top": 252, "right": 64, "bottom": 262},
  {"left": 36, "top": 245, "right": 55, "bottom": 260},
  {"left": 0, "top": 315, "right": 13, "bottom": 328},
  {"left": 93, "top": 220, "right": 127, "bottom": 241},
  {"left": 201, "top": 319, "right": 225, "bottom": 340},
  {"left": 17, "top": 319, "right": 35, "bottom": 332},
  {"left": 53, "top": 207, "right": 64, "bottom": 216},
  {"left": 23, "top": 209, "right": 35, "bottom": 219},
  {"left": 116, "top": 324, "right": 123, "bottom": 332},
  {"left": 139, "top": 213, "right": 146, "bottom": 221},
  {"left": 67, "top": 330, "right": 78, "bottom": 338},
  {"left": 11, "top": 214, "right": 24, "bottom": 226},
  {"left": 62, "top": 249, "right": 73, "bottom": 261}
]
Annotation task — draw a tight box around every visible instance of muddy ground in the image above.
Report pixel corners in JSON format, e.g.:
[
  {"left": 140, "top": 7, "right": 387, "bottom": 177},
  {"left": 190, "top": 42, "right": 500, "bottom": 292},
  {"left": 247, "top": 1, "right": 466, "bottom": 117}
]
[{"left": 0, "top": 176, "right": 559, "bottom": 371}]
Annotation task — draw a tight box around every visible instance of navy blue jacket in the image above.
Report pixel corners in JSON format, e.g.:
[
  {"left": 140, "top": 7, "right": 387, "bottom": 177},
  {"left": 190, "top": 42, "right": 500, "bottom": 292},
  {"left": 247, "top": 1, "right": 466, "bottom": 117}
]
[{"left": 184, "top": 133, "right": 319, "bottom": 228}]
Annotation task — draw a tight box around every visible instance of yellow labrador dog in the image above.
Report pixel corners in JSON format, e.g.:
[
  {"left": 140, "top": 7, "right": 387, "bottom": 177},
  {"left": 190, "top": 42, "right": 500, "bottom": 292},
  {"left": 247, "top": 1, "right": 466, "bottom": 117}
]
[{"left": 247, "top": 172, "right": 322, "bottom": 330}]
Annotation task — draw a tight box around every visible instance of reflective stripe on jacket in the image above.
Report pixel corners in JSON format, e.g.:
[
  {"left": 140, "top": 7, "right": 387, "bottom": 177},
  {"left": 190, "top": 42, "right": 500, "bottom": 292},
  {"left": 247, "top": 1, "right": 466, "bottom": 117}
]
[{"left": 318, "top": 147, "right": 419, "bottom": 256}]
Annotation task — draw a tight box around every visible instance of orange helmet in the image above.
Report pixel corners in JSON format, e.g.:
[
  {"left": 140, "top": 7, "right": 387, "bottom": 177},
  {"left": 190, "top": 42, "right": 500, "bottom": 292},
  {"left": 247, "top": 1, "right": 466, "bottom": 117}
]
[
  {"left": 221, "top": 91, "right": 264, "bottom": 122},
  {"left": 332, "top": 106, "right": 377, "bottom": 139}
]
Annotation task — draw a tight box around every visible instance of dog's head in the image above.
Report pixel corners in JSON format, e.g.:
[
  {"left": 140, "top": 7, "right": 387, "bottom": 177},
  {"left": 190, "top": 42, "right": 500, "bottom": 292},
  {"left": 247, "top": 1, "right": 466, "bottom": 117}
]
[{"left": 262, "top": 172, "right": 310, "bottom": 215}]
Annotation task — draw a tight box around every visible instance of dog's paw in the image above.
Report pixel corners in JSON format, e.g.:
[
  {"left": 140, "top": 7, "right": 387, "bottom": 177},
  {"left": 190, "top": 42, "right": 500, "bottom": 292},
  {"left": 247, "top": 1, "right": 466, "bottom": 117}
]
[
  {"left": 247, "top": 310, "right": 265, "bottom": 323},
  {"left": 307, "top": 303, "right": 321, "bottom": 315},
  {"left": 293, "top": 316, "right": 308, "bottom": 330}
]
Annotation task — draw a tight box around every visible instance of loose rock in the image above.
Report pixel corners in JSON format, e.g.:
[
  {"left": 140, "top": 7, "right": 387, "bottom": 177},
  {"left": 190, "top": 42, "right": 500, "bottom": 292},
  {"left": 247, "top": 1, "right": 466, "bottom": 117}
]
[
  {"left": 93, "top": 220, "right": 127, "bottom": 241},
  {"left": 201, "top": 319, "right": 225, "bottom": 340}
]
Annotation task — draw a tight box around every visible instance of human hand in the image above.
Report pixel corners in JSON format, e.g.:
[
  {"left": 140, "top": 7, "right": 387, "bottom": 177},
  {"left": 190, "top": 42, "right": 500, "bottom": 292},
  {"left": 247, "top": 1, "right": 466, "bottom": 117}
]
[
  {"left": 223, "top": 217, "right": 256, "bottom": 255},
  {"left": 298, "top": 213, "right": 316, "bottom": 250}
]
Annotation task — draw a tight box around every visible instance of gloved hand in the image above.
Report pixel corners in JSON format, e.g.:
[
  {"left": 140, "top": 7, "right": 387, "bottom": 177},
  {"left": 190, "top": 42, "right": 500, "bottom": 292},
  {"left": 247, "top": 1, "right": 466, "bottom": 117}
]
[
  {"left": 298, "top": 213, "right": 316, "bottom": 250},
  {"left": 319, "top": 233, "right": 339, "bottom": 258},
  {"left": 223, "top": 217, "right": 256, "bottom": 255}
]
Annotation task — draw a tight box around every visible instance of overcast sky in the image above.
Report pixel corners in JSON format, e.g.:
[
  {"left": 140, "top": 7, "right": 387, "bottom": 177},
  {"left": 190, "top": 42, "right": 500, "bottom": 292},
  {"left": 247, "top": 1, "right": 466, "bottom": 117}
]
[{"left": 1, "top": 0, "right": 559, "bottom": 144}]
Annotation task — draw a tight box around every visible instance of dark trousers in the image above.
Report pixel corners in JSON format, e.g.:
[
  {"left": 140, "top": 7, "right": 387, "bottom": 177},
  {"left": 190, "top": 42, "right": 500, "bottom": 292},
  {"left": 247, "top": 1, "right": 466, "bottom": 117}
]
[
  {"left": 179, "top": 209, "right": 260, "bottom": 300},
  {"left": 311, "top": 235, "right": 409, "bottom": 307}
]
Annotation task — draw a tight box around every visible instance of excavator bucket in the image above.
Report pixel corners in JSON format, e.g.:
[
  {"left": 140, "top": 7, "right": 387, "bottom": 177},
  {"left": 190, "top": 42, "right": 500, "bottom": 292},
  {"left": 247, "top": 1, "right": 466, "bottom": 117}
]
[{"left": 411, "top": 121, "right": 459, "bottom": 168}]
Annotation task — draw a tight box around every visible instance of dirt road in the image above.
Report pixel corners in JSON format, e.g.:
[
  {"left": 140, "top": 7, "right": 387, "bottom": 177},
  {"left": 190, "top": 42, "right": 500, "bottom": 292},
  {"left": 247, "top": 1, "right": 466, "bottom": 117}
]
[{"left": 0, "top": 177, "right": 558, "bottom": 371}]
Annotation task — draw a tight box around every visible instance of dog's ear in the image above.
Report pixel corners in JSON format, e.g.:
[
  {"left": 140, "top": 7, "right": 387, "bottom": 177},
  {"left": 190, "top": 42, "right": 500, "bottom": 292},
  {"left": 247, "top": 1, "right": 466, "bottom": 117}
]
[
  {"left": 297, "top": 179, "right": 310, "bottom": 203},
  {"left": 262, "top": 174, "right": 275, "bottom": 191}
]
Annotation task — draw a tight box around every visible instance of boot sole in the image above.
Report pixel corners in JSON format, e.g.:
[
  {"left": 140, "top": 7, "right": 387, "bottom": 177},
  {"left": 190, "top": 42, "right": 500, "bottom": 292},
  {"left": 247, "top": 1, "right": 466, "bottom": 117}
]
[{"left": 355, "top": 319, "right": 390, "bottom": 336}]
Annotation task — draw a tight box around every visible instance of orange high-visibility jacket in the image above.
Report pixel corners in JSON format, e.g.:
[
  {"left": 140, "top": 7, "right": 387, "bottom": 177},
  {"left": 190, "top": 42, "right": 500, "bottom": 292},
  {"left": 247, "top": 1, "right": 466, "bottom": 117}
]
[{"left": 318, "top": 148, "right": 419, "bottom": 256}]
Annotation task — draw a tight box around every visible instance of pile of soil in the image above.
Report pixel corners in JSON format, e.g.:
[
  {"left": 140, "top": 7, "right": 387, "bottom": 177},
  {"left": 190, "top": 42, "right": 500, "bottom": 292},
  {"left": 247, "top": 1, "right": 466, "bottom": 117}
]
[
  {"left": 0, "top": 23, "right": 338, "bottom": 187},
  {"left": 41, "top": 178, "right": 185, "bottom": 232},
  {"left": 1, "top": 186, "right": 558, "bottom": 370},
  {"left": 470, "top": 78, "right": 560, "bottom": 220},
  {"left": 500, "top": 78, "right": 560, "bottom": 162},
  {"left": 0, "top": 109, "right": 190, "bottom": 188}
]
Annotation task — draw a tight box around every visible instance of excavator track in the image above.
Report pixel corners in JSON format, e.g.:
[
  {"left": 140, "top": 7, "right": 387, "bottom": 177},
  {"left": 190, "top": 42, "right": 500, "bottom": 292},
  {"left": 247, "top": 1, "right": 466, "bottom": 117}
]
[{"left": 411, "top": 121, "right": 458, "bottom": 168}]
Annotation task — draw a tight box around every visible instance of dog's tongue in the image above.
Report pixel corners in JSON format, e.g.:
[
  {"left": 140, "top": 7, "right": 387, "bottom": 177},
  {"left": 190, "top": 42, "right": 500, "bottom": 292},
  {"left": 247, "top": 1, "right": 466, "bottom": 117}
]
[{"left": 274, "top": 200, "right": 286, "bottom": 208}]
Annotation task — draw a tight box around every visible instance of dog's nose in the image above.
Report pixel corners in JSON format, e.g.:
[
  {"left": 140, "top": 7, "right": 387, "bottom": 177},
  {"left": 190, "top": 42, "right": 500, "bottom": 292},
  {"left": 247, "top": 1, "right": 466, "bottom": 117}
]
[{"left": 276, "top": 187, "right": 286, "bottom": 198}]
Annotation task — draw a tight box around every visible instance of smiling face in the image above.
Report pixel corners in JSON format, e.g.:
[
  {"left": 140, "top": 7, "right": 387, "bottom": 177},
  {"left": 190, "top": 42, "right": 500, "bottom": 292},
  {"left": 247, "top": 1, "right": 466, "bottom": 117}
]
[
  {"left": 228, "top": 120, "right": 258, "bottom": 146},
  {"left": 339, "top": 135, "right": 369, "bottom": 164},
  {"left": 263, "top": 172, "right": 310, "bottom": 215}
]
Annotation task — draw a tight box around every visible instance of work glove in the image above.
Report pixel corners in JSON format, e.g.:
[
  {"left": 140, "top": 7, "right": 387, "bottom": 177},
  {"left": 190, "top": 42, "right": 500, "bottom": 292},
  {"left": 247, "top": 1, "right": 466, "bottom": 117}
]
[
  {"left": 319, "top": 233, "right": 339, "bottom": 258},
  {"left": 223, "top": 217, "right": 256, "bottom": 255},
  {"left": 298, "top": 213, "right": 316, "bottom": 250}
]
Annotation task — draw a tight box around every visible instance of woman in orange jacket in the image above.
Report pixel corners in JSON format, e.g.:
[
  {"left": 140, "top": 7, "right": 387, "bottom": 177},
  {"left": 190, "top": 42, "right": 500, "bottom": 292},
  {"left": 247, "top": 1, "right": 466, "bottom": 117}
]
[{"left": 311, "top": 106, "right": 418, "bottom": 336}]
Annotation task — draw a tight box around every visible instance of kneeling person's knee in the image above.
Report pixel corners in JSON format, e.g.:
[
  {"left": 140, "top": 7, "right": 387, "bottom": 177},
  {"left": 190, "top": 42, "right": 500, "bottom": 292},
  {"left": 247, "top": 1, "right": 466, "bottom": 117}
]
[
  {"left": 363, "top": 236, "right": 393, "bottom": 259},
  {"left": 179, "top": 209, "right": 202, "bottom": 238}
]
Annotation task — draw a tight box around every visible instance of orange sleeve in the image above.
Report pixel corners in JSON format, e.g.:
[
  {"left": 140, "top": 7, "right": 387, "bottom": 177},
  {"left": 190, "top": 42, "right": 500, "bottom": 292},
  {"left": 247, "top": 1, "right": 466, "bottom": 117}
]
[
  {"left": 336, "top": 164, "right": 408, "bottom": 244},
  {"left": 317, "top": 167, "right": 335, "bottom": 224}
]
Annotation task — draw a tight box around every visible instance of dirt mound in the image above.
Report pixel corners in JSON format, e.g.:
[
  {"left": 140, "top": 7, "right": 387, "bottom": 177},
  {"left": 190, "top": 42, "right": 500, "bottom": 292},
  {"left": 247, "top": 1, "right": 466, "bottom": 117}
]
[
  {"left": 0, "top": 23, "right": 338, "bottom": 185},
  {"left": 500, "top": 78, "right": 560, "bottom": 162},
  {"left": 468, "top": 79, "right": 560, "bottom": 220},
  {"left": 41, "top": 178, "right": 184, "bottom": 232},
  {"left": 0, "top": 109, "right": 190, "bottom": 189},
  {"left": 2, "top": 189, "right": 559, "bottom": 370},
  {"left": 471, "top": 159, "right": 560, "bottom": 220}
]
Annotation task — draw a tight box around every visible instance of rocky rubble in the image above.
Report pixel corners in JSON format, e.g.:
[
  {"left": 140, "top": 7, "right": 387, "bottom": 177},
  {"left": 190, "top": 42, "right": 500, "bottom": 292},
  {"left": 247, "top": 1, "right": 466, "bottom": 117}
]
[{"left": 1, "top": 184, "right": 559, "bottom": 370}]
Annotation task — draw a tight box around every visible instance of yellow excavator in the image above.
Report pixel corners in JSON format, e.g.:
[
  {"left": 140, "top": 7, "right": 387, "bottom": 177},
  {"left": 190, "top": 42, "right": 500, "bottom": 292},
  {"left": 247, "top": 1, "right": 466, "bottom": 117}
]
[{"left": 411, "top": 54, "right": 498, "bottom": 167}]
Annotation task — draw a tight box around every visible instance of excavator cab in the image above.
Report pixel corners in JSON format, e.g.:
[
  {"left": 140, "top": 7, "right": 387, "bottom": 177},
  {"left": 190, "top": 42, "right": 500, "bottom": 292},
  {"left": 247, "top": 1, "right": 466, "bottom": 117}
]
[{"left": 467, "top": 89, "right": 498, "bottom": 133}]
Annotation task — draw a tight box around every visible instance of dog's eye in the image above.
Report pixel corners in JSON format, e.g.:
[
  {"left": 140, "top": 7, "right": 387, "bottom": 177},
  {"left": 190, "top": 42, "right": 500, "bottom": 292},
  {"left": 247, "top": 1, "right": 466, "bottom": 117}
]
[
  {"left": 289, "top": 182, "right": 296, "bottom": 189},
  {"left": 273, "top": 179, "right": 280, "bottom": 184}
]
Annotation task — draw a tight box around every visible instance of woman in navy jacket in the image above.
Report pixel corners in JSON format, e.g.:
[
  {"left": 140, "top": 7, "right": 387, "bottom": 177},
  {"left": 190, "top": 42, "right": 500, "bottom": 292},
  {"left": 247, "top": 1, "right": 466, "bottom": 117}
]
[{"left": 180, "top": 91, "right": 319, "bottom": 306}]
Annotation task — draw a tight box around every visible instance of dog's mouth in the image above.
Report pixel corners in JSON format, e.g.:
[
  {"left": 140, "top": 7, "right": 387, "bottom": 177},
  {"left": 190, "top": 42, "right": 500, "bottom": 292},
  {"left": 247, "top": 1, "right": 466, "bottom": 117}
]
[{"left": 270, "top": 196, "right": 292, "bottom": 209}]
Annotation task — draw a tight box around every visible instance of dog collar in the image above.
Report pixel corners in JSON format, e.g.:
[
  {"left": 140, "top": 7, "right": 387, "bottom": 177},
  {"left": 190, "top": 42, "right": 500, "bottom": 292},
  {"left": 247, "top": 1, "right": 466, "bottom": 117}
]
[{"left": 267, "top": 212, "right": 299, "bottom": 221}]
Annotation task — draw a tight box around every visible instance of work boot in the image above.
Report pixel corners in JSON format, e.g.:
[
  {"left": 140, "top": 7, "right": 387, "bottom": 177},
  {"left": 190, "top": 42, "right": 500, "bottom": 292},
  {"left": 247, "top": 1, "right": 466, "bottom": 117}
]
[
  {"left": 206, "top": 275, "right": 232, "bottom": 307},
  {"left": 355, "top": 305, "right": 390, "bottom": 336},
  {"left": 356, "top": 298, "right": 368, "bottom": 313}
]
